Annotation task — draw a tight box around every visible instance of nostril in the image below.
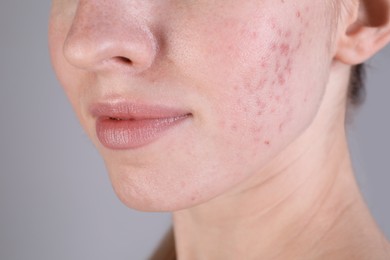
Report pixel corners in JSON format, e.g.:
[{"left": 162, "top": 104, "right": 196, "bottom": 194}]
[{"left": 115, "top": 56, "right": 133, "bottom": 65}]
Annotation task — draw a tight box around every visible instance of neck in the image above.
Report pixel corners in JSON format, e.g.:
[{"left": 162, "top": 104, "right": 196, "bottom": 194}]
[
  {"left": 172, "top": 65, "right": 390, "bottom": 259},
  {"left": 173, "top": 129, "right": 386, "bottom": 259}
]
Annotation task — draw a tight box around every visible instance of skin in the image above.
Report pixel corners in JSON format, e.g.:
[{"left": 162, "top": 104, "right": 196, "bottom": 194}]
[{"left": 49, "top": 0, "right": 390, "bottom": 259}]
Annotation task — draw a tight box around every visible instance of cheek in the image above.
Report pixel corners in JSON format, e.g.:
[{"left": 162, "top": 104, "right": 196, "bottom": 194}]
[{"left": 196, "top": 7, "right": 330, "bottom": 157}]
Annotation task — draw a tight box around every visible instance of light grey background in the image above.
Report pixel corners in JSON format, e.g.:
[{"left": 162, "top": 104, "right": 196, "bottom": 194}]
[{"left": 0, "top": 1, "right": 389, "bottom": 260}]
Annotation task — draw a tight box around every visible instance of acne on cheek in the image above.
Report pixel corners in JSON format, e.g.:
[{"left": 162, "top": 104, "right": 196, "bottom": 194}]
[{"left": 231, "top": 9, "right": 309, "bottom": 147}]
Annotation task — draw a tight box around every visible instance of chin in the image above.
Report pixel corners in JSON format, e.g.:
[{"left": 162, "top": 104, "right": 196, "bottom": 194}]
[
  {"left": 105, "top": 165, "right": 214, "bottom": 212},
  {"left": 111, "top": 182, "right": 206, "bottom": 212}
]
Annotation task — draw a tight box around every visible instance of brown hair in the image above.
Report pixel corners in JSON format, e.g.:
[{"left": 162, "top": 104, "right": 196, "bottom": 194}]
[
  {"left": 348, "top": 64, "right": 366, "bottom": 106},
  {"left": 149, "top": 229, "right": 176, "bottom": 260}
]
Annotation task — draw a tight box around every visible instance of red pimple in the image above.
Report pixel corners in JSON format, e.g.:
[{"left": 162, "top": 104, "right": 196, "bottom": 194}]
[
  {"left": 264, "top": 140, "right": 271, "bottom": 146},
  {"left": 256, "top": 98, "right": 266, "bottom": 109},
  {"left": 251, "top": 31, "right": 258, "bottom": 39},
  {"left": 278, "top": 74, "right": 286, "bottom": 86},
  {"left": 296, "top": 11, "right": 301, "bottom": 18},
  {"left": 280, "top": 43, "right": 290, "bottom": 56}
]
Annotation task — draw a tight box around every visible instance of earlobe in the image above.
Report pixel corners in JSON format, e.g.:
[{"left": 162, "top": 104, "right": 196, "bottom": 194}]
[{"left": 334, "top": 0, "right": 390, "bottom": 65}]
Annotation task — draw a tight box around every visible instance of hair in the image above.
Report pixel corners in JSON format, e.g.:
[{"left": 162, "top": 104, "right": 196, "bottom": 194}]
[
  {"left": 149, "top": 229, "right": 176, "bottom": 260},
  {"left": 348, "top": 64, "right": 366, "bottom": 106}
]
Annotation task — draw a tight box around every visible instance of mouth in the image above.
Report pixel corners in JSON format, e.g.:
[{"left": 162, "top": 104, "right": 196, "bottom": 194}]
[{"left": 90, "top": 102, "right": 191, "bottom": 150}]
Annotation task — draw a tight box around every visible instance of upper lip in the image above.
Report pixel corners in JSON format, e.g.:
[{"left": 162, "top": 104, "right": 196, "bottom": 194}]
[{"left": 89, "top": 101, "right": 191, "bottom": 120}]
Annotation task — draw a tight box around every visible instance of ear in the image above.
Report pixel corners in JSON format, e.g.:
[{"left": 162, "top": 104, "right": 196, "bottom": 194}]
[{"left": 334, "top": 0, "right": 390, "bottom": 65}]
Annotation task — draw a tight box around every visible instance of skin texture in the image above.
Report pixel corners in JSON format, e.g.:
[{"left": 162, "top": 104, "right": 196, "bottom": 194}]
[
  {"left": 49, "top": 0, "right": 390, "bottom": 258},
  {"left": 50, "top": 0, "right": 334, "bottom": 210}
]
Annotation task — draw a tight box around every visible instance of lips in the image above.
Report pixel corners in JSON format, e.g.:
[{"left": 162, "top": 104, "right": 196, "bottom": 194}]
[{"left": 90, "top": 102, "right": 191, "bottom": 150}]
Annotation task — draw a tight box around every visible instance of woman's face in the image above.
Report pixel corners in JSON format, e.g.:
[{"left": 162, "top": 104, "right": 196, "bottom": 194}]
[{"left": 50, "top": 0, "right": 338, "bottom": 211}]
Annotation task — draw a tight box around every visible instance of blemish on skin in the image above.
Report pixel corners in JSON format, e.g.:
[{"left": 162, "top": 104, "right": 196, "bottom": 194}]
[
  {"left": 259, "top": 78, "right": 268, "bottom": 86},
  {"left": 264, "top": 140, "right": 271, "bottom": 146},
  {"left": 279, "top": 122, "right": 285, "bottom": 132},
  {"left": 265, "top": 17, "right": 303, "bottom": 92},
  {"left": 231, "top": 124, "right": 238, "bottom": 132},
  {"left": 278, "top": 74, "right": 286, "bottom": 86},
  {"left": 251, "top": 126, "right": 263, "bottom": 134},
  {"left": 251, "top": 31, "right": 258, "bottom": 39},
  {"left": 256, "top": 98, "right": 266, "bottom": 109},
  {"left": 279, "top": 43, "right": 290, "bottom": 56}
]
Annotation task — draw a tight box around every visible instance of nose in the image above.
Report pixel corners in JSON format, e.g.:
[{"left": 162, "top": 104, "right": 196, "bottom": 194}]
[{"left": 63, "top": 1, "right": 158, "bottom": 74}]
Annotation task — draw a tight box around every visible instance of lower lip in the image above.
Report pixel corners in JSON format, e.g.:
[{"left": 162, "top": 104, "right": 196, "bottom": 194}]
[{"left": 95, "top": 115, "right": 190, "bottom": 150}]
